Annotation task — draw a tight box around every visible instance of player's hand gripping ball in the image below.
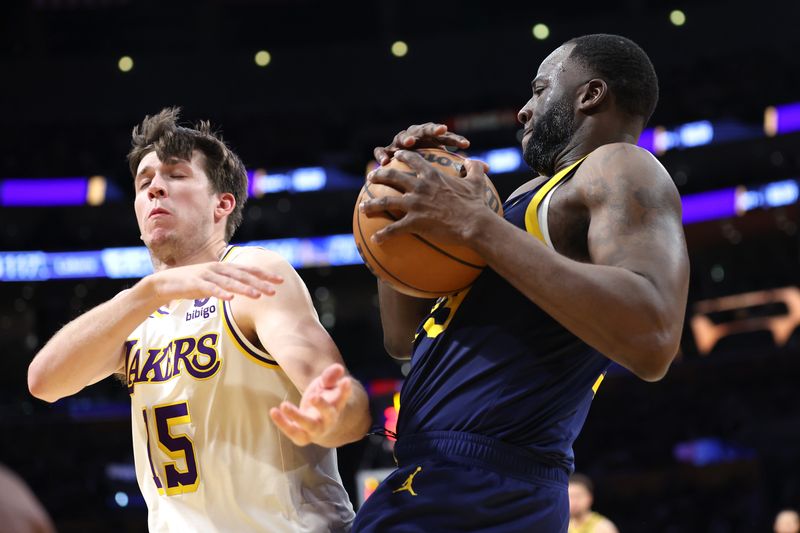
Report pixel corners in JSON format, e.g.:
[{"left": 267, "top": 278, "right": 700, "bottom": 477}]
[{"left": 353, "top": 148, "right": 503, "bottom": 298}]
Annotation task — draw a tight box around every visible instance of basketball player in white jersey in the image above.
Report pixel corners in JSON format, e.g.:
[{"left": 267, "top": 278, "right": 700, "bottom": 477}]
[{"left": 27, "top": 108, "right": 370, "bottom": 532}]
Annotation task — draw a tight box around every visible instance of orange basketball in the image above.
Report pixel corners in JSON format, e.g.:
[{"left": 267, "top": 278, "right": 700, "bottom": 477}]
[{"left": 353, "top": 148, "right": 503, "bottom": 298}]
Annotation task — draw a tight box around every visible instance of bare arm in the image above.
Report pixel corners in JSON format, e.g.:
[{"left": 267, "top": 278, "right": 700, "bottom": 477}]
[
  {"left": 377, "top": 280, "right": 434, "bottom": 359},
  {"left": 372, "top": 122, "right": 467, "bottom": 359},
  {"left": 469, "top": 144, "right": 689, "bottom": 380},
  {"left": 28, "top": 262, "right": 283, "bottom": 403},
  {"left": 363, "top": 144, "right": 689, "bottom": 381},
  {"left": 232, "top": 249, "right": 371, "bottom": 447}
]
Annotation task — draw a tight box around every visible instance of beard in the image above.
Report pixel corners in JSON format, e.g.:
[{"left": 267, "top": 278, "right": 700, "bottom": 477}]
[{"left": 522, "top": 96, "right": 576, "bottom": 177}]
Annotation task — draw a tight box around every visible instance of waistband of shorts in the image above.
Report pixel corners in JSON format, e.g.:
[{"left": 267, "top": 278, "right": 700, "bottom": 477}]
[{"left": 394, "top": 431, "right": 568, "bottom": 485}]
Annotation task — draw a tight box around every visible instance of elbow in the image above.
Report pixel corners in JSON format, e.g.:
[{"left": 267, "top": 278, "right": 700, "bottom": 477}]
[
  {"left": 625, "top": 332, "right": 680, "bottom": 383},
  {"left": 27, "top": 362, "right": 60, "bottom": 403},
  {"left": 383, "top": 337, "right": 412, "bottom": 361}
]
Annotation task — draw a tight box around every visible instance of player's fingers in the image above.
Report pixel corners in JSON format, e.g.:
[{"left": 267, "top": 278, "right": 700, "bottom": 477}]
[
  {"left": 269, "top": 408, "right": 311, "bottom": 446},
  {"left": 393, "top": 150, "right": 437, "bottom": 178},
  {"left": 372, "top": 215, "right": 414, "bottom": 244},
  {"left": 212, "top": 266, "right": 280, "bottom": 296},
  {"left": 407, "top": 123, "right": 447, "bottom": 140},
  {"left": 359, "top": 195, "right": 408, "bottom": 218},
  {"left": 320, "top": 363, "right": 346, "bottom": 388},
  {"left": 327, "top": 378, "right": 352, "bottom": 413},
  {"left": 279, "top": 402, "right": 323, "bottom": 434},
  {"left": 308, "top": 395, "right": 339, "bottom": 428},
  {"left": 199, "top": 280, "right": 234, "bottom": 301},
  {"left": 464, "top": 158, "right": 490, "bottom": 180},
  {"left": 203, "top": 271, "right": 267, "bottom": 299},
  {"left": 374, "top": 146, "right": 392, "bottom": 166},
  {"left": 368, "top": 166, "right": 418, "bottom": 192},
  {"left": 435, "top": 132, "right": 471, "bottom": 148},
  {"left": 218, "top": 263, "right": 285, "bottom": 285},
  {"left": 412, "top": 123, "right": 468, "bottom": 147}
]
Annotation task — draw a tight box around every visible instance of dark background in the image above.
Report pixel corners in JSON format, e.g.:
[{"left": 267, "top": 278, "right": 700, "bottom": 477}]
[{"left": 2, "top": 0, "right": 800, "bottom": 531}]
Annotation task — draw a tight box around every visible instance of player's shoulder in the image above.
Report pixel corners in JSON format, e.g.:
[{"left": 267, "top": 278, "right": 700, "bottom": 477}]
[
  {"left": 580, "top": 142, "right": 670, "bottom": 182},
  {"left": 574, "top": 142, "right": 677, "bottom": 206},
  {"left": 595, "top": 516, "right": 620, "bottom": 533},
  {"left": 226, "top": 246, "right": 294, "bottom": 272}
]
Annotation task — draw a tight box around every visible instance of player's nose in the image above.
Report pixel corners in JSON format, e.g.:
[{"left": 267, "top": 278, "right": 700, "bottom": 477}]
[
  {"left": 147, "top": 175, "right": 168, "bottom": 199},
  {"left": 517, "top": 102, "right": 533, "bottom": 125}
]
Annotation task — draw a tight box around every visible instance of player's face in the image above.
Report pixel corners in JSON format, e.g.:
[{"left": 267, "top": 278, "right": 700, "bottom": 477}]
[
  {"left": 568, "top": 483, "right": 593, "bottom": 517},
  {"left": 134, "top": 150, "right": 218, "bottom": 253},
  {"left": 518, "top": 44, "right": 581, "bottom": 176}
]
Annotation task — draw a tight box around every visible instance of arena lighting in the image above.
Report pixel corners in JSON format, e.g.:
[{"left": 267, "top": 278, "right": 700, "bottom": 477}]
[
  {"left": 531, "top": 23, "right": 550, "bottom": 40},
  {"left": 0, "top": 177, "right": 797, "bottom": 282},
  {"left": 391, "top": 41, "right": 408, "bottom": 58},
  {"left": 0, "top": 168, "right": 359, "bottom": 207},
  {"left": 6, "top": 102, "right": 796, "bottom": 207},
  {"left": 0, "top": 176, "right": 110, "bottom": 206},
  {"left": 0, "top": 234, "right": 364, "bottom": 282},
  {"left": 669, "top": 9, "right": 686, "bottom": 26},
  {"left": 254, "top": 50, "right": 271, "bottom": 67},
  {"left": 690, "top": 287, "right": 800, "bottom": 355},
  {"left": 764, "top": 101, "right": 800, "bottom": 136},
  {"left": 117, "top": 56, "right": 133, "bottom": 72}
]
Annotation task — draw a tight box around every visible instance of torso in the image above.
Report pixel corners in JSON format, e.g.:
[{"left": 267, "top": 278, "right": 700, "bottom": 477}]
[
  {"left": 397, "top": 155, "right": 611, "bottom": 472},
  {"left": 125, "top": 246, "right": 354, "bottom": 533}
]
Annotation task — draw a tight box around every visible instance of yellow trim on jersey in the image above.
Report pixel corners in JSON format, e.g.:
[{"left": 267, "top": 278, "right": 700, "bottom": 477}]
[
  {"left": 421, "top": 289, "right": 471, "bottom": 339},
  {"left": 524, "top": 157, "right": 587, "bottom": 242},
  {"left": 221, "top": 299, "right": 280, "bottom": 369},
  {"left": 217, "top": 245, "right": 281, "bottom": 369},
  {"left": 591, "top": 372, "right": 605, "bottom": 395},
  {"left": 219, "top": 244, "right": 237, "bottom": 262}
]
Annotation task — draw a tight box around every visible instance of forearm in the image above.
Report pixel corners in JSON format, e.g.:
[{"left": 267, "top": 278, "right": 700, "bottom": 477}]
[
  {"left": 377, "top": 280, "right": 433, "bottom": 358},
  {"left": 470, "top": 214, "right": 679, "bottom": 380},
  {"left": 317, "top": 380, "right": 371, "bottom": 448},
  {"left": 28, "top": 277, "right": 160, "bottom": 402}
]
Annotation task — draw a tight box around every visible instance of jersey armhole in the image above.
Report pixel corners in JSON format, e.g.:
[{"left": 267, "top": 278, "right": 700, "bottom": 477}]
[{"left": 219, "top": 288, "right": 281, "bottom": 369}]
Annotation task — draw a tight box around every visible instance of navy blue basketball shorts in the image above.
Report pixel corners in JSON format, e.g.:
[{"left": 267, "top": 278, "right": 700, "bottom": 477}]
[{"left": 352, "top": 431, "right": 569, "bottom": 533}]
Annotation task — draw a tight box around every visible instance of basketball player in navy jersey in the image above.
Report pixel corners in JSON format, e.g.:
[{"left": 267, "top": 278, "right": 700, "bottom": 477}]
[{"left": 353, "top": 34, "right": 689, "bottom": 531}]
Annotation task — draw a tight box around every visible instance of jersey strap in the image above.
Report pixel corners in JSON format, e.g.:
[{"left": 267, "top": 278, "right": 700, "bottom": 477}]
[{"left": 524, "top": 157, "right": 587, "bottom": 243}]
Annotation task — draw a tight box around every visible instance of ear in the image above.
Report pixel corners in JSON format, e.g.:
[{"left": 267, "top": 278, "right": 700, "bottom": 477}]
[
  {"left": 577, "top": 79, "right": 608, "bottom": 113},
  {"left": 214, "top": 192, "right": 236, "bottom": 223}
]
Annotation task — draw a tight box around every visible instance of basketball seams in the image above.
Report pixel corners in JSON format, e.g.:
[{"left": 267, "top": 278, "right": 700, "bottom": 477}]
[
  {"left": 362, "top": 181, "right": 485, "bottom": 270},
  {"left": 355, "top": 188, "right": 469, "bottom": 296}
]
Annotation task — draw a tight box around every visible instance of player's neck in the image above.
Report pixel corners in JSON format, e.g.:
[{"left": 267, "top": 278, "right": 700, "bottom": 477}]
[
  {"left": 553, "top": 121, "right": 640, "bottom": 174},
  {"left": 571, "top": 511, "right": 592, "bottom": 525},
  {"left": 150, "top": 238, "right": 229, "bottom": 272}
]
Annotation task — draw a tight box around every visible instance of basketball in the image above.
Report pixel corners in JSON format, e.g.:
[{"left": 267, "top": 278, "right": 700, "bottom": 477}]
[{"left": 353, "top": 148, "right": 504, "bottom": 298}]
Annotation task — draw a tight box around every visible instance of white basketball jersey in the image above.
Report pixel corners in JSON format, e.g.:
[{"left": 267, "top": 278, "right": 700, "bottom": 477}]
[{"left": 125, "top": 246, "right": 355, "bottom": 532}]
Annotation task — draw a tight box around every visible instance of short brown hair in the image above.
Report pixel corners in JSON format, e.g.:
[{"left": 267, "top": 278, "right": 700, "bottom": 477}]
[
  {"left": 569, "top": 473, "right": 594, "bottom": 494},
  {"left": 127, "top": 107, "right": 248, "bottom": 242}
]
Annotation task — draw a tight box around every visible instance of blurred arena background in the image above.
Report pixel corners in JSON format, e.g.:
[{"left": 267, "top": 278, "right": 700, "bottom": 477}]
[{"left": 2, "top": 0, "right": 800, "bottom": 531}]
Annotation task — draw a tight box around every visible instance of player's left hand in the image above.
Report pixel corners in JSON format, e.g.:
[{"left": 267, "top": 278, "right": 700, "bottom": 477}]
[
  {"left": 269, "top": 363, "right": 353, "bottom": 447},
  {"left": 360, "top": 150, "right": 493, "bottom": 246}
]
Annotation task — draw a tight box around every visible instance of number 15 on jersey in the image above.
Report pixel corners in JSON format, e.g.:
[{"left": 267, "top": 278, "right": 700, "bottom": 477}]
[{"left": 142, "top": 401, "right": 200, "bottom": 496}]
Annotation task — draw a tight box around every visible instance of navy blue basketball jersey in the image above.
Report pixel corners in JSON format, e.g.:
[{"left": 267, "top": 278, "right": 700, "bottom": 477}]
[{"left": 396, "top": 158, "right": 611, "bottom": 473}]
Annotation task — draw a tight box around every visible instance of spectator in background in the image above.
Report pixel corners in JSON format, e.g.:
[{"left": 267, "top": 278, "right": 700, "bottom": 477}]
[
  {"left": 775, "top": 509, "right": 800, "bottom": 533},
  {"left": 568, "top": 473, "right": 618, "bottom": 533},
  {"left": 0, "top": 464, "right": 55, "bottom": 533}
]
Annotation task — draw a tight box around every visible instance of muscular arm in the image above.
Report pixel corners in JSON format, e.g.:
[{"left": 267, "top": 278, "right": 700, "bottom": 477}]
[
  {"left": 232, "top": 249, "right": 370, "bottom": 447},
  {"left": 377, "top": 280, "right": 434, "bottom": 359},
  {"left": 470, "top": 144, "right": 689, "bottom": 381}
]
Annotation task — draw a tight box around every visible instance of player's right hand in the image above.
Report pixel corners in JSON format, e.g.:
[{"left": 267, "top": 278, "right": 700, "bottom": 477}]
[
  {"left": 373, "top": 123, "right": 470, "bottom": 166},
  {"left": 142, "top": 262, "right": 284, "bottom": 306}
]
